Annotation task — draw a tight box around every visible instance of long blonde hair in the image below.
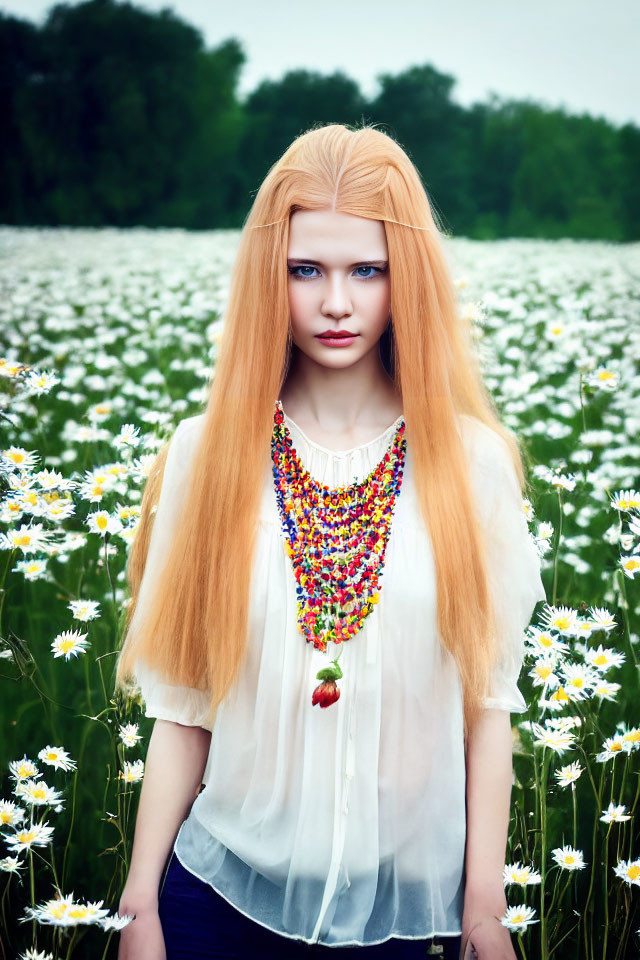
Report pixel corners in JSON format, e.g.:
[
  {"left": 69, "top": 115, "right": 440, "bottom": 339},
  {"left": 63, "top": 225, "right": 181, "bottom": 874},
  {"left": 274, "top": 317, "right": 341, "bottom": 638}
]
[{"left": 114, "top": 122, "right": 531, "bottom": 742}]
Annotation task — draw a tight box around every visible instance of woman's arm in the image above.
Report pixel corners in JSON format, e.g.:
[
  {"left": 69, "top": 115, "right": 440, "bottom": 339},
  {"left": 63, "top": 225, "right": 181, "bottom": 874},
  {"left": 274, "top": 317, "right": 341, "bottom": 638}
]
[
  {"left": 461, "top": 708, "right": 516, "bottom": 960},
  {"left": 117, "top": 718, "right": 212, "bottom": 959}
]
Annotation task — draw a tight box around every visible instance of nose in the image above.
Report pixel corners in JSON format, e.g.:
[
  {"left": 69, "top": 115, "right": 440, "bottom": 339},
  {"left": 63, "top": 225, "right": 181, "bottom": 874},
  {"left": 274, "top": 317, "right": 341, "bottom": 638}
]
[{"left": 321, "top": 271, "right": 353, "bottom": 319}]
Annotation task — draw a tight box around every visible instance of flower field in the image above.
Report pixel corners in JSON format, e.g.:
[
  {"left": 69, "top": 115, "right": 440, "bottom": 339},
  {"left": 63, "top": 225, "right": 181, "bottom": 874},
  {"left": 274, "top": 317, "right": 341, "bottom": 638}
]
[{"left": 0, "top": 226, "right": 639, "bottom": 958}]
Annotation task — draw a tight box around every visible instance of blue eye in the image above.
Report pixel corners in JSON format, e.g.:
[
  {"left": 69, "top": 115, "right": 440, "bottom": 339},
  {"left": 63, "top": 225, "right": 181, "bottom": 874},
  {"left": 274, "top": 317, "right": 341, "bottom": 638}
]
[
  {"left": 288, "top": 265, "right": 384, "bottom": 280},
  {"left": 288, "top": 265, "right": 320, "bottom": 279}
]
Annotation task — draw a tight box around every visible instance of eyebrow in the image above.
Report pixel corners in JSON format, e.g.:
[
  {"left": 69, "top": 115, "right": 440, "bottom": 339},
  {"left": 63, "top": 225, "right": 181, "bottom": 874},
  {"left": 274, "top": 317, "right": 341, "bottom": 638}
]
[{"left": 287, "top": 258, "right": 388, "bottom": 268}]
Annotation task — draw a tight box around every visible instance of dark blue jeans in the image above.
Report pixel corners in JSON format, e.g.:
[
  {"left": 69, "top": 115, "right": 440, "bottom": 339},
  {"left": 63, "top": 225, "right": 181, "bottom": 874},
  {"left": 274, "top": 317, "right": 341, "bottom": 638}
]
[{"left": 158, "top": 851, "right": 462, "bottom": 959}]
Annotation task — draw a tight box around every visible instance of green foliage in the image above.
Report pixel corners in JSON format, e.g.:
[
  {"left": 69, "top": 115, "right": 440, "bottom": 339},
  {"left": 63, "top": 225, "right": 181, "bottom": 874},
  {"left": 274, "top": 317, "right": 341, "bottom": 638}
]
[{"left": 0, "top": 0, "right": 638, "bottom": 238}]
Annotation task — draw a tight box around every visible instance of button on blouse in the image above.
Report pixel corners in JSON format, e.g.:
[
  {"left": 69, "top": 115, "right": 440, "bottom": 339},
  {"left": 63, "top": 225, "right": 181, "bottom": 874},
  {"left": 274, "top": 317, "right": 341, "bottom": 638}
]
[{"left": 131, "top": 406, "right": 546, "bottom": 947}]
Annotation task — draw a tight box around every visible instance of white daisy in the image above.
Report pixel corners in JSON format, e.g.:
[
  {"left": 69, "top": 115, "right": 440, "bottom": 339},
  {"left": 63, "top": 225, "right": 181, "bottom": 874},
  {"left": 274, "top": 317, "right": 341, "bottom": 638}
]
[
  {"left": 610, "top": 489, "right": 640, "bottom": 513},
  {"left": 51, "top": 629, "right": 90, "bottom": 661},
  {"left": 15, "top": 558, "right": 49, "bottom": 581},
  {"left": 590, "top": 678, "right": 621, "bottom": 702},
  {"left": 0, "top": 854, "right": 25, "bottom": 873},
  {"left": 118, "top": 723, "right": 142, "bottom": 748},
  {"left": 503, "top": 862, "right": 542, "bottom": 886},
  {"left": 9, "top": 757, "right": 41, "bottom": 782},
  {"left": 500, "top": 904, "right": 539, "bottom": 933},
  {"left": 600, "top": 802, "right": 631, "bottom": 823},
  {"left": 0, "top": 799, "right": 27, "bottom": 827},
  {"left": 25, "top": 370, "right": 60, "bottom": 396},
  {"left": 37, "top": 745, "right": 77, "bottom": 772},
  {"left": 584, "top": 644, "right": 625, "bottom": 672},
  {"left": 100, "top": 912, "right": 135, "bottom": 931},
  {"left": 1, "top": 523, "right": 51, "bottom": 555},
  {"left": 531, "top": 723, "right": 577, "bottom": 755},
  {"left": 554, "top": 761, "right": 583, "bottom": 788},
  {"left": 551, "top": 845, "right": 587, "bottom": 870},
  {"left": 587, "top": 607, "right": 617, "bottom": 632},
  {"left": 613, "top": 858, "right": 640, "bottom": 886},
  {"left": 15, "top": 779, "right": 64, "bottom": 807},
  {"left": 86, "top": 510, "right": 123, "bottom": 537},
  {"left": 1, "top": 447, "right": 39, "bottom": 471},
  {"left": 540, "top": 605, "right": 579, "bottom": 636},
  {"left": 530, "top": 627, "right": 570, "bottom": 656},
  {"left": 596, "top": 734, "right": 629, "bottom": 763},
  {"left": 119, "top": 760, "right": 144, "bottom": 783},
  {"left": 620, "top": 555, "right": 640, "bottom": 579},
  {"left": 559, "top": 663, "right": 598, "bottom": 700},
  {"left": 114, "top": 424, "right": 142, "bottom": 449},
  {"left": 5, "top": 821, "right": 55, "bottom": 851}
]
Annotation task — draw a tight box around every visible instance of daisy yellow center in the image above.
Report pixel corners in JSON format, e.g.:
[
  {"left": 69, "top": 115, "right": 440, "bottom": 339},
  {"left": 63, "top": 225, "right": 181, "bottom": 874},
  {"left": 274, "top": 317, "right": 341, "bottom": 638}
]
[
  {"left": 570, "top": 678, "right": 584, "bottom": 688},
  {"left": 624, "top": 732, "right": 640, "bottom": 742},
  {"left": 566, "top": 855, "right": 575, "bottom": 864},
  {"left": 598, "top": 370, "right": 614, "bottom": 381},
  {"left": 50, "top": 903, "right": 68, "bottom": 919},
  {"left": 59, "top": 638, "right": 76, "bottom": 653},
  {"left": 16, "top": 535, "right": 31, "bottom": 546},
  {"left": 69, "top": 906, "right": 89, "bottom": 919},
  {"left": 95, "top": 405, "right": 111, "bottom": 415},
  {"left": 628, "top": 865, "right": 640, "bottom": 881},
  {"left": 593, "top": 655, "right": 607, "bottom": 665},
  {"left": 18, "top": 830, "right": 36, "bottom": 843},
  {"left": 612, "top": 742, "right": 622, "bottom": 752},
  {"left": 1, "top": 812, "right": 11, "bottom": 823},
  {"left": 31, "top": 786, "right": 46, "bottom": 799},
  {"left": 554, "top": 617, "right": 571, "bottom": 630},
  {"left": 10, "top": 453, "right": 25, "bottom": 464},
  {"left": 512, "top": 912, "right": 525, "bottom": 923},
  {"left": 540, "top": 636, "right": 553, "bottom": 647},
  {"left": 96, "top": 516, "right": 108, "bottom": 531},
  {"left": 47, "top": 752, "right": 58, "bottom": 761},
  {"left": 17, "top": 765, "right": 32, "bottom": 777}
]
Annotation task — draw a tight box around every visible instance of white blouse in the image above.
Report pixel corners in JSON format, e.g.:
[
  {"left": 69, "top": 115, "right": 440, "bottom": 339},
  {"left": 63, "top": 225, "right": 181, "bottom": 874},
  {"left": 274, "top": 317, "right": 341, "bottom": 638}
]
[{"left": 131, "top": 405, "right": 546, "bottom": 947}]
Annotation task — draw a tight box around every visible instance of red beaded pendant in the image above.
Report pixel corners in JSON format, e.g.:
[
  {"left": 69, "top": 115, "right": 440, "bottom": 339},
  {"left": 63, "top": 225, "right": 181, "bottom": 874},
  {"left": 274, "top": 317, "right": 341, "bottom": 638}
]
[{"left": 271, "top": 399, "right": 407, "bottom": 707}]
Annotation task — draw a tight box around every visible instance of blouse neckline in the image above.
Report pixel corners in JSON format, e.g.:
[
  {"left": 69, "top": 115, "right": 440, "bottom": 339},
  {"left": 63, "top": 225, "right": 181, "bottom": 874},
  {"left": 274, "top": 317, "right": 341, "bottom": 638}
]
[{"left": 276, "top": 399, "right": 405, "bottom": 457}]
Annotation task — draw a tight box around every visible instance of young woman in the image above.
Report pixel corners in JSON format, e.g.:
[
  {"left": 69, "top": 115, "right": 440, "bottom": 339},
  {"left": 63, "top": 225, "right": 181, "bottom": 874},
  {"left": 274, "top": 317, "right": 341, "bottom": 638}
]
[{"left": 115, "top": 123, "right": 546, "bottom": 960}]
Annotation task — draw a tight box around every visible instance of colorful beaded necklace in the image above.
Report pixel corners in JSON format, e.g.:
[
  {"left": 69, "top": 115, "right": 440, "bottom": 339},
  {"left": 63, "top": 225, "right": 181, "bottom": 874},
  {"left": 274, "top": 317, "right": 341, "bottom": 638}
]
[{"left": 271, "top": 398, "right": 407, "bottom": 708}]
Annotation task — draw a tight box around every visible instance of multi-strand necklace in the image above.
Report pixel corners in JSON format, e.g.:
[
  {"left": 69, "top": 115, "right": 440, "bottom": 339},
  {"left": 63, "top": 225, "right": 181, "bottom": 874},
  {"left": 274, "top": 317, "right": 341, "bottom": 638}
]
[{"left": 271, "top": 398, "right": 407, "bottom": 708}]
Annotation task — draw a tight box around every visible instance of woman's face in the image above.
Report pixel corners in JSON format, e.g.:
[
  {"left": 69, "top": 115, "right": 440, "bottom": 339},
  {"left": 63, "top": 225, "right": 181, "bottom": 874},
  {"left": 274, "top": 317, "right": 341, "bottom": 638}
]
[{"left": 287, "top": 209, "right": 391, "bottom": 369}]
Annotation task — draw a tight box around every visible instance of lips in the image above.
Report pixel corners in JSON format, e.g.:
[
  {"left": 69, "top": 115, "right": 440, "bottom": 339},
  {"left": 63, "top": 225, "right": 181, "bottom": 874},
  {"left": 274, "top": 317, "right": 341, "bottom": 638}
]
[{"left": 317, "top": 331, "right": 357, "bottom": 339}]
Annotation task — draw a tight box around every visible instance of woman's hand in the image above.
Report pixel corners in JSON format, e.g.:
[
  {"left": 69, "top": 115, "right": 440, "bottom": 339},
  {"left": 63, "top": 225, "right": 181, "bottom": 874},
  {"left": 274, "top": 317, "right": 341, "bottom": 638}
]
[
  {"left": 459, "top": 914, "right": 517, "bottom": 960},
  {"left": 117, "top": 897, "right": 166, "bottom": 960}
]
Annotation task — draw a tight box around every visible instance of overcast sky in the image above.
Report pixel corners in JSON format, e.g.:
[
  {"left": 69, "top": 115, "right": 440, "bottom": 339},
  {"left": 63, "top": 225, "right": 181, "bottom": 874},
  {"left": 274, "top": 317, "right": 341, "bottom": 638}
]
[{"left": 5, "top": 0, "right": 639, "bottom": 127}]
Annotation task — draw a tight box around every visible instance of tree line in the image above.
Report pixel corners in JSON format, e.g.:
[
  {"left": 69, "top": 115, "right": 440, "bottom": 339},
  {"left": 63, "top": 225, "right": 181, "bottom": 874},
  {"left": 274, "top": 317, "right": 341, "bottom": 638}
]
[{"left": 1, "top": 0, "right": 638, "bottom": 239}]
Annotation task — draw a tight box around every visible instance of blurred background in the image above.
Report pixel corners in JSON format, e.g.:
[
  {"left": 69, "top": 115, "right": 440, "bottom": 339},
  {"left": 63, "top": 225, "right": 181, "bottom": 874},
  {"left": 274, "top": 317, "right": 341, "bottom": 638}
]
[{"left": 1, "top": 0, "right": 639, "bottom": 238}]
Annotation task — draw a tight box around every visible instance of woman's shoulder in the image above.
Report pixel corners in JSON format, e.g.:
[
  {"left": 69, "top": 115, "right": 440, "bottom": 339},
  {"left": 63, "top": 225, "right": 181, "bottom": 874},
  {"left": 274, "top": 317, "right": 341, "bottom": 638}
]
[
  {"left": 456, "top": 412, "right": 513, "bottom": 473},
  {"left": 173, "top": 412, "right": 206, "bottom": 448}
]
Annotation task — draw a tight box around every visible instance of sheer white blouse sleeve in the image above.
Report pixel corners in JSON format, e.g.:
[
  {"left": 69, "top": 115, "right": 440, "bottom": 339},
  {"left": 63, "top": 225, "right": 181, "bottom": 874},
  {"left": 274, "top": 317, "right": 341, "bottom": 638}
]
[
  {"left": 127, "top": 415, "right": 213, "bottom": 731},
  {"left": 460, "top": 415, "right": 547, "bottom": 713}
]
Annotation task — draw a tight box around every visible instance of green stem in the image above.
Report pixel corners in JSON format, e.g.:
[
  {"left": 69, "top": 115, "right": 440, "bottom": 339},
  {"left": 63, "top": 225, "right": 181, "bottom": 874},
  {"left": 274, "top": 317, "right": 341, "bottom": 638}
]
[
  {"left": 64, "top": 925, "right": 78, "bottom": 960},
  {"left": 582, "top": 763, "right": 605, "bottom": 959},
  {"left": 517, "top": 929, "right": 528, "bottom": 960},
  {"left": 602, "top": 822, "right": 612, "bottom": 957},
  {"left": 539, "top": 749, "right": 550, "bottom": 960},
  {"left": 551, "top": 490, "right": 563, "bottom": 607}
]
